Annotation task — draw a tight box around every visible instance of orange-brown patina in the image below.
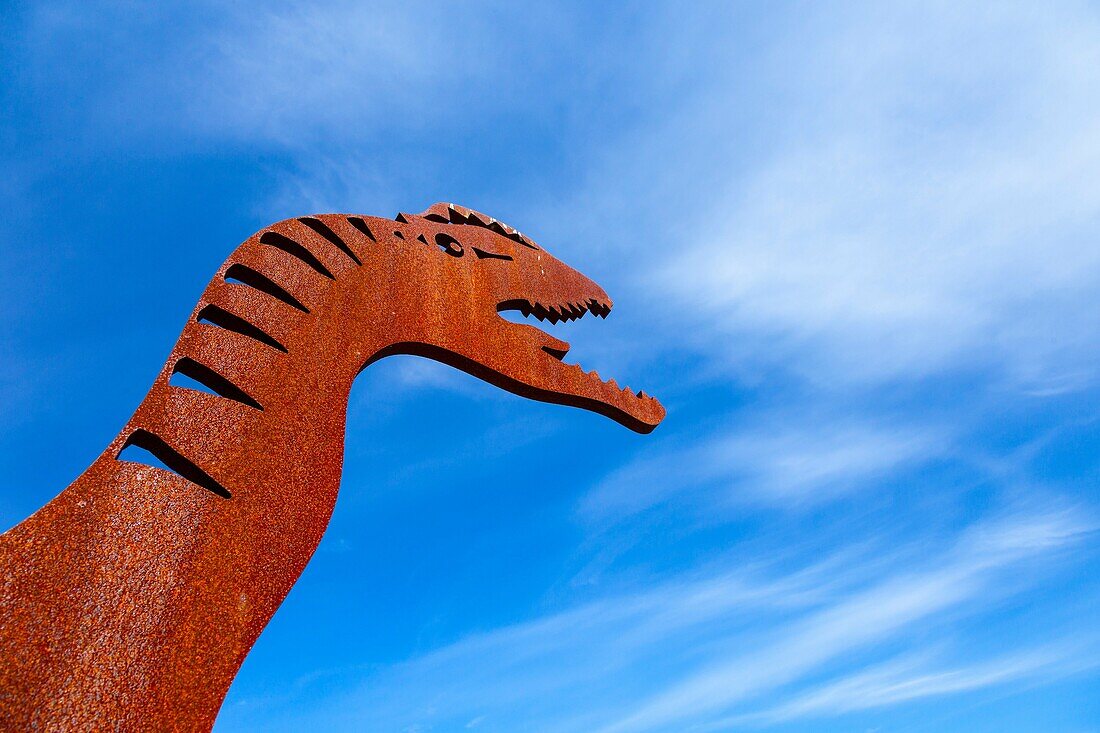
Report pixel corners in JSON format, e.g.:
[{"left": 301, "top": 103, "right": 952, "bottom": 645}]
[{"left": 0, "top": 204, "right": 664, "bottom": 730}]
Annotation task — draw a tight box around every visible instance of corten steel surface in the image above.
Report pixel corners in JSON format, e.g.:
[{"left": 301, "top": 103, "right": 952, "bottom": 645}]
[{"left": 0, "top": 203, "right": 664, "bottom": 731}]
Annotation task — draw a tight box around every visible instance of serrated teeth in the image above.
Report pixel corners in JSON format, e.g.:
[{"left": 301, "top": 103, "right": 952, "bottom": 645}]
[
  {"left": 510, "top": 298, "right": 616, "bottom": 322},
  {"left": 497, "top": 292, "right": 655, "bottom": 414},
  {"left": 584, "top": 298, "right": 611, "bottom": 318}
]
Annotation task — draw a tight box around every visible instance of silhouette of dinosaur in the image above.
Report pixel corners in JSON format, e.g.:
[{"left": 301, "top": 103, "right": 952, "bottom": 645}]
[{"left": 0, "top": 203, "right": 664, "bottom": 730}]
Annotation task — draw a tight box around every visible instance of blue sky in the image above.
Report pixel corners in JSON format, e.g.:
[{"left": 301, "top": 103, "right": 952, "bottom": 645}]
[{"left": 2, "top": 1, "right": 1099, "bottom": 731}]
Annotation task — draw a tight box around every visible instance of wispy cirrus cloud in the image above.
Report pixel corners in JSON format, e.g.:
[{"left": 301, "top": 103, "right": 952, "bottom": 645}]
[
  {"left": 643, "top": 2, "right": 1100, "bottom": 390},
  {"left": 593, "top": 509, "right": 1092, "bottom": 733},
  {"left": 216, "top": 508, "right": 1094, "bottom": 733},
  {"left": 580, "top": 415, "right": 945, "bottom": 521},
  {"left": 726, "top": 640, "right": 1100, "bottom": 727},
  {"left": 22, "top": 1, "right": 524, "bottom": 146}
]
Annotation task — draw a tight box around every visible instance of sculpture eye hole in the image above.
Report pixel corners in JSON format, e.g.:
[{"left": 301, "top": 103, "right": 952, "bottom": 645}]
[{"left": 434, "top": 232, "right": 464, "bottom": 257}]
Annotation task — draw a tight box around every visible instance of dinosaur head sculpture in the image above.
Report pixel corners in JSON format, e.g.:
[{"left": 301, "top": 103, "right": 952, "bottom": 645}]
[
  {"left": 0, "top": 202, "right": 666, "bottom": 731},
  {"left": 369, "top": 202, "right": 665, "bottom": 433}
]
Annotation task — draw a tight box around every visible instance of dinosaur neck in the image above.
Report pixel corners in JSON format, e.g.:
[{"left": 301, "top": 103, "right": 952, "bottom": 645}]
[{"left": 0, "top": 215, "right": 397, "bottom": 730}]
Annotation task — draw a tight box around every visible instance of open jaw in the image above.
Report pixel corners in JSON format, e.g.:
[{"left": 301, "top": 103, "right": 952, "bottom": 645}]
[{"left": 495, "top": 297, "right": 666, "bottom": 434}]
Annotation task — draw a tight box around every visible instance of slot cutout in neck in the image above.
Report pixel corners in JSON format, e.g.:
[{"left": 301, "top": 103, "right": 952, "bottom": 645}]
[
  {"left": 347, "top": 216, "right": 376, "bottom": 241},
  {"left": 224, "top": 263, "right": 309, "bottom": 313},
  {"left": 170, "top": 357, "right": 263, "bottom": 410},
  {"left": 298, "top": 217, "right": 361, "bottom": 266},
  {"left": 196, "top": 304, "right": 288, "bottom": 353},
  {"left": 259, "top": 231, "right": 335, "bottom": 280},
  {"left": 117, "top": 429, "right": 232, "bottom": 499}
]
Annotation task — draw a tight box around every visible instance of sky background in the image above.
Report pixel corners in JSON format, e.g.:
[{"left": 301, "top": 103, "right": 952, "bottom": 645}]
[{"left": 2, "top": 2, "right": 1099, "bottom": 731}]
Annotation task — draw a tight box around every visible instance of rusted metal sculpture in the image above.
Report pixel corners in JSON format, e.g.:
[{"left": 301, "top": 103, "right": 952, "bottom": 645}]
[{"left": 0, "top": 203, "right": 664, "bottom": 730}]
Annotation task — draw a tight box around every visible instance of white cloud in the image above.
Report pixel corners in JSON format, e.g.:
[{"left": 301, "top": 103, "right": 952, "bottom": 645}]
[
  {"left": 732, "top": 640, "right": 1100, "bottom": 726},
  {"left": 118, "top": 1, "right": 502, "bottom": 147},
  {"left": 221, "top": 509, "right": 1093, "bottom": 733},
  {"left": 580, "top": 415, "right": 944, "bottom": 520},
  {"left": 595, "top": 510, "right": 1092, "bottom": 733},
  {"left": 83, "top": 0, "right": 619, "bottom": 158},
  {"left": 607, "top": 2, "right": 1100, "bottom": 390}
]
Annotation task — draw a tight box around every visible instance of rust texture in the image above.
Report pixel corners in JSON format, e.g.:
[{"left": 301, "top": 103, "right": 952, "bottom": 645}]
[{"left": 0, "top": 204, "right": 664, "bottom": 730}]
